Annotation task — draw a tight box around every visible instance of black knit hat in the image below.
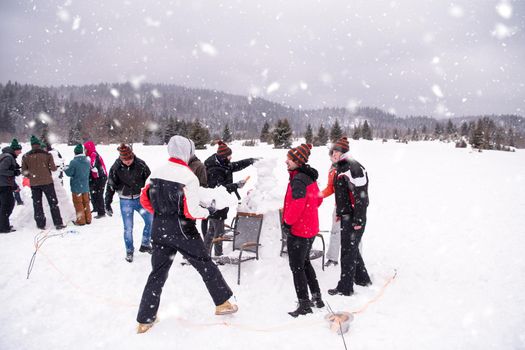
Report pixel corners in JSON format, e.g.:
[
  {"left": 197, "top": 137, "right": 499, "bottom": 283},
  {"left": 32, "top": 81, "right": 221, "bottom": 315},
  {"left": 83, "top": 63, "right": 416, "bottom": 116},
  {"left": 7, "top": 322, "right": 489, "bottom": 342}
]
[{"left": 287, "top": 143, "right": 312, "bottom": 165}]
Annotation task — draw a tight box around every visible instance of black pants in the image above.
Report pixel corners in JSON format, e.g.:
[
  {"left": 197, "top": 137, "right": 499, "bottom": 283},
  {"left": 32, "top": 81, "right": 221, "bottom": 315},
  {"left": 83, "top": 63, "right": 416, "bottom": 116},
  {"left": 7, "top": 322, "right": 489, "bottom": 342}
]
[
  {"left": 89, "top": 177, "right": 106, "bottom": 216},
  {"left": 0, "top": 186, "right": 15, "bottom": 232},
  {"left": 137, "top": 217, "right": 233, "bottom": 324},
  {"left": 287, "top": 234, "right": 321, "bottom": 301},
  {"left": 337, "top": 219, "right": 370, "bottom": 294},
  {"left": 205, "top": 218, "right": 225, "bottom": 256},
  {"left": 31, "top": 183, "right": 63, "bottom": 229}
]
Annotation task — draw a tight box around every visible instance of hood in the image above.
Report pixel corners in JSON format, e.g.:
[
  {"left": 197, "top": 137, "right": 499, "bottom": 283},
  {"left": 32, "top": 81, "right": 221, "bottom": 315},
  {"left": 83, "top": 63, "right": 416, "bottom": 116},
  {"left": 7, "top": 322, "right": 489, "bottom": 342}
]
[
  {"left": 84, "top": 141, "right": 96, "bottom": 156},
  {"left": 167, "top": 135, "right": 195, "bottom": 164},
  {"left": 297, "top": 164, "right": 319, "bottom": 181},
  {"left": 1, "top": 146, "right": 16, "bottom": 157}
]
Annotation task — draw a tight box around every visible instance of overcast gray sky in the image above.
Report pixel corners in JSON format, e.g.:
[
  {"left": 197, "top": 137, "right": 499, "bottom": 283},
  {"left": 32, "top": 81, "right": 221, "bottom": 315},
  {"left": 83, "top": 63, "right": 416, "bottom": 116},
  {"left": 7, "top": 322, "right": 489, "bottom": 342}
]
[{"left": 1, "top": 0, "right": 524, "bottom": 118}]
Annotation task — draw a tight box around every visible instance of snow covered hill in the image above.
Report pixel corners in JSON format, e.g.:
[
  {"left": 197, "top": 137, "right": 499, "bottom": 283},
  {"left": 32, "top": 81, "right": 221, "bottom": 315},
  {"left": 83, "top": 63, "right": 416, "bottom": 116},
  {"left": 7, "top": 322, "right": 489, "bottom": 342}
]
[{"left": 1, "top": 140, "right": 524, "bottom": 350}]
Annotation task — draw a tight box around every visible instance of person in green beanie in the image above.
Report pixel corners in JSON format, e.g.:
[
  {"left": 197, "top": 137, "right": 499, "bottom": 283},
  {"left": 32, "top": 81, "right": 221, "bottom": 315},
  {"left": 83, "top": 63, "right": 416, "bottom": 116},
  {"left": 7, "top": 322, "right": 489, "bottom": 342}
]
[
  {"left": 9, "top": 139, "right": 24, "bottom": 205},
  {"left": 21, "top": 135, "right": 65, "bottom": 230},
  {"left": 0, "top": 139, "right": 23, "bottom": 233},
  {"left": 64, "top": 144, "right": 92, "bottom": 225}
]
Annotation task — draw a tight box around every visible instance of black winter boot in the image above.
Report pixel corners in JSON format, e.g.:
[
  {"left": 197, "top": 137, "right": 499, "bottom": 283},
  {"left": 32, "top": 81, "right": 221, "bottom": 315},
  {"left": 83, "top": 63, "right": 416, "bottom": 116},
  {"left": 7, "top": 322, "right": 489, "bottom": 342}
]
[
  {"left": 311, "top": 292, "right": 325, "bottom": 308},
  {"left": 288, "top": 299, "right": 313, "bottom": 318}
]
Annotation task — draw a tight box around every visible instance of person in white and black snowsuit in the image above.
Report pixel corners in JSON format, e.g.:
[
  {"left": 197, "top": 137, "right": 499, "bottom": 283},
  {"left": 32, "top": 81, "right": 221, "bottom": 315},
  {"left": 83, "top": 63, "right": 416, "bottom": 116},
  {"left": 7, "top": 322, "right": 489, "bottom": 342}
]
[
  {"left": 84, "top": 140, "right": 107, "bottom": 218},
  {"left": 136, "top": 135, "right": 238, "bottom": 334},
  {"left": 282, "top": 143, "right": 325, "bottom": 317},
  {"left": 203, "top": 140, "right": 256, "bottom": 256},
  {"left": 328, "top": 137, "right": 372, "bottom": 296},
  {"left": 105, "top": 144, "right": 152, "bottom": 262},
  {"left": 0, "top": 139, "right": 23, "bottom": 233}
]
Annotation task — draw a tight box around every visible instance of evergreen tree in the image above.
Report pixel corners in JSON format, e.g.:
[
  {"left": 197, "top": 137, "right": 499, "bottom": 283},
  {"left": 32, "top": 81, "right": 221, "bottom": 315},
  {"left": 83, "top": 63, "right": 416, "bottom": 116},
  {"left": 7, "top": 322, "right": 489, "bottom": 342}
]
[
  {"left": 314, "top": 124, "right": 328, "bottom": 146},
  {"left": 470, "top": 120, "right": 484, "bottom": 149},
  {"left": 434, "top": 122, "right": 443, "bottom": 138},
  {"left": 164, "top": 117, "right": 176, "bottom": 144},
  {"left": 304, "top": 124, "right": 314, "bottom": 144},
  {"left": 392, "top": 128, "right": 399, "bottom": 140},
  {"left": 189, "top": 120, "right": 210, "bottom": 149},
  {"left": 222, "top": 123, "right": 233, "bottom": 143},
  {"left": 362, "top": 120, "right": 373, "bottom": 140},
  {"left": 272, "top": 119, "right": 293, "bottom": 148},
  {"left": 260, "top": 121, "right": 271, "bottom": 143},
  {"left": 0, "top": 106, "right": 16, "bottom": 135},
  {"left": 507, "top": 127, "right": 515, "bottom": 147},
  {"left": 446, "top": 119, "right": 456, "bottom": 136},
  {"left": 352, "top": 123, "right": 362, "bottom": 140},
  {"left": 411, "top": 128, "right": 419, "bottom": 141},
  {"left": 330, "top": 119, "right": 343, "bottom": 142},
  {"left": 460, "top": 122, "right": 469, "bottom": 137},
  {"left": 67, "top": 120, "right": 82, "bottom": 145}
]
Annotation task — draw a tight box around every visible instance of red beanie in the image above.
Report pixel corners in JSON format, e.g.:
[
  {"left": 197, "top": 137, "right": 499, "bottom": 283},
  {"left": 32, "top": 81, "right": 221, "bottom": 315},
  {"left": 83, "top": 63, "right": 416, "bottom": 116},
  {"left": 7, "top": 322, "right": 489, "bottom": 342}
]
[
  {"left": 287, "top": 143, "right": 312, "bottom": 165},
  {"left": 217, "top": 140, "right": 232, "bottom": 158},
  {"left": 331, "top": 136, "right": 349, "bottom": 153}
]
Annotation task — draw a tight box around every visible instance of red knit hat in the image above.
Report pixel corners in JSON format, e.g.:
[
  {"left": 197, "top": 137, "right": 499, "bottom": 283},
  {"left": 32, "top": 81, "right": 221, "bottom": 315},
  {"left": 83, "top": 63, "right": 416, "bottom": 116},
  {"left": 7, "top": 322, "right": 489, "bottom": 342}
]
[
  {"left": 331, "top": 136, "right": 349, "bottom": 153},
  {"left": 287, "top": 143, "right": 312, "bottom": 165},
  {"left": 217, "top": 140, "right": 232, "bottom": 158},
  {"left": 118, "top": 143, "right": 134, "bottom": 161}
]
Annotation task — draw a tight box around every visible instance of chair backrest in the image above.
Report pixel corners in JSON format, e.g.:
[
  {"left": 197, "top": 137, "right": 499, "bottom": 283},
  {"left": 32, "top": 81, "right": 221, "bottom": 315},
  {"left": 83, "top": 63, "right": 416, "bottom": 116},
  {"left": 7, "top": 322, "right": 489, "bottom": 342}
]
[{"left": 232, "top": 212, "right": 264, "bottom": 253}]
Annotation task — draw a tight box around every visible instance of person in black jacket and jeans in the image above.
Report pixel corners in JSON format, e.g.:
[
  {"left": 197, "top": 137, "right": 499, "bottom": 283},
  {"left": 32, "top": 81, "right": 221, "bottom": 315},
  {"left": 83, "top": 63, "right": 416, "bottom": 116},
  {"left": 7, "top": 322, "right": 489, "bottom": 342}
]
[
  {"left": 203, "top": 140, "right": 256, "bottom": 256},
  {"left": 105, "top": 144, "right": 152, "bottom": 262},
  {"left": 328, "top": 137, "right": 372, "bottom": 296}
]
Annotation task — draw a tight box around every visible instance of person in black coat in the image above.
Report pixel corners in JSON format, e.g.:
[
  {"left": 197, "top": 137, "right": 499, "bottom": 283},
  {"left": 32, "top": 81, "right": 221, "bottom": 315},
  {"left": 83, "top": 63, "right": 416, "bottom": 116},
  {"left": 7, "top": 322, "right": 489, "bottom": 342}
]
[
  {"left": 105, "top": 144, "right": 152, "bottom": 262},
  {"left": 328, "top": 137, "right": 372, "bottom": 296},
  {"left": 0, "top": 139, "right": 22, "bottom": 233},
  {"left": 203, "top": 140, "right": 256, "bottom": 256}
]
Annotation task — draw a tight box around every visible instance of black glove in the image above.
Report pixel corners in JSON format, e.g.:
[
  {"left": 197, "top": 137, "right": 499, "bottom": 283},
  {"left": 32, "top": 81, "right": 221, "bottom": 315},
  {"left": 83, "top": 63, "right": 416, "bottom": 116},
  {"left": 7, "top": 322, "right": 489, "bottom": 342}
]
[
  {"left": 236, "top": 179, "right": 247, "bottom": 189},
  {"left": 14, "top": 169, "right": 21, "bottom": 177},
  {"left": 106, "top": 204, "right": 113, "bottom": 217}
]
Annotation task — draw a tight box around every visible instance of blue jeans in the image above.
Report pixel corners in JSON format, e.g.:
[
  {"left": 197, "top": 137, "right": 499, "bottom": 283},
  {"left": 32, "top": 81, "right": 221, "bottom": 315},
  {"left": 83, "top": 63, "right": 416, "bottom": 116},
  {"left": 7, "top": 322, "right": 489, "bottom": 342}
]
[{"left": 120, "top": 198, "right": 152, "bottom": 253}]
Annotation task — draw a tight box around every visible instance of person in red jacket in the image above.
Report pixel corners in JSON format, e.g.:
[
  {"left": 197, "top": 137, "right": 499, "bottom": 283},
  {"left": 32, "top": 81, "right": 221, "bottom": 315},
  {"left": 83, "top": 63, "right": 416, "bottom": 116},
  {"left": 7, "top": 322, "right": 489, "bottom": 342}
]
[{"left": 282, "top": 143, "right": 325, "bottom": 317}]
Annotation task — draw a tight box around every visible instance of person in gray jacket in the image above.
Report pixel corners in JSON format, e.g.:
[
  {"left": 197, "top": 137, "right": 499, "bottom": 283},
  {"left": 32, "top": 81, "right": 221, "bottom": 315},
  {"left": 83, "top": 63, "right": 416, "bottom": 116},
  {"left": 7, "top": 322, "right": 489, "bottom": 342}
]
[
  {"left": 64, "top": 144, "right": 92, "bottom": 226},
  {"left": 0, "top": 139, "right": 22, "bottom": 233}
]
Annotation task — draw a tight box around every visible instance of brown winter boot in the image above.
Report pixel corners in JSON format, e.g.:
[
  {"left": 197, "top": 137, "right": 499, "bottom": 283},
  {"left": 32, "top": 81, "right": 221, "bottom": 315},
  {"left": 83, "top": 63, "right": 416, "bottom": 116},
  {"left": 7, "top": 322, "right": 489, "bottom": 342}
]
[
  {"left": 215, "top": 300, "right": 239, "bottom": 315},
  {"left": 137, "top": 322, "right": 154, "bottom": 334}
]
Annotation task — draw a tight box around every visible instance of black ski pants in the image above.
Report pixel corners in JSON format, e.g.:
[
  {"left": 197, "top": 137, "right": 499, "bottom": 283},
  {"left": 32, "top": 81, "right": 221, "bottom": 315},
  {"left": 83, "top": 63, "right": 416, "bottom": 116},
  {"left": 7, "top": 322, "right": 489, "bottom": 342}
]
[
  {"left": 0, "top": 186, "right": 15, "bottom": 232},
  {"left": 337, "top": 218, "right": 370, "bottom": 294},
  {"left": 137, "top": 216, "right": 233, "bottom": 324},
  {"left": 89, "top": 177, "right": 106, "bottom": 216},
  {"left": 31, "top": 183, "right": 63, "bottom": 229},
  {"left": 287, "top": 233, "right": 321, "bottom": 301}
]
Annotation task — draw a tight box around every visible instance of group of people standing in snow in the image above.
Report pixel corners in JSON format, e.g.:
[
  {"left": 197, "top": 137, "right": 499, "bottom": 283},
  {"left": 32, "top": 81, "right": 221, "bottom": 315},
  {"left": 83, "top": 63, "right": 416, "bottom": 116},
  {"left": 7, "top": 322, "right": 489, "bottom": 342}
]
[{"left": 1, "top": 133, "right": 371, "bottom": 333}]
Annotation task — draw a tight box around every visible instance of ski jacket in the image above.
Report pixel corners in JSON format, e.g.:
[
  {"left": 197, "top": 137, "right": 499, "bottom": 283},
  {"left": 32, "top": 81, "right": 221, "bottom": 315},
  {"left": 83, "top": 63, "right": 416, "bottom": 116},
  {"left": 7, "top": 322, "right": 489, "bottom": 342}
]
[
  {"left": 21, "top": 146, "right": 56, "bottom": 186},
  {"left": 321, "top": 166, "right": 337, "bottom": 198},
  {"left": 140, "top": 158, "right": 209, "bottom": 221},
  {"left": 334, "top": 157, "right": 369, "bottom": 226},
  {"left": 83, "top": 141, "right": 107, "bottom": 180},
  {"left": 204, "top": 154, "right": 254, "bottom": 220},
  {"left": 105, "top": 156, "right": 150, "bottom": 206},
  {"left": 0, "top": 147, "right": 20, "bottom": 188},
  {"left": 282, "top": 164, "right": 323, "bottom": 238},
  {"left": 64, "top": 154, "right": 91, "bottom": 193}
]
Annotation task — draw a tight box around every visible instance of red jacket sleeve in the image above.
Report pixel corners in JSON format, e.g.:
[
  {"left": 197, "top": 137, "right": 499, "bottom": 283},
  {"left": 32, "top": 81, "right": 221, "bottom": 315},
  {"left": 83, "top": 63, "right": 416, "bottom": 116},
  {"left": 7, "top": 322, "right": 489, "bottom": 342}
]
[{"left": 140, "top": 184, "right": 154, "bottom": 214}]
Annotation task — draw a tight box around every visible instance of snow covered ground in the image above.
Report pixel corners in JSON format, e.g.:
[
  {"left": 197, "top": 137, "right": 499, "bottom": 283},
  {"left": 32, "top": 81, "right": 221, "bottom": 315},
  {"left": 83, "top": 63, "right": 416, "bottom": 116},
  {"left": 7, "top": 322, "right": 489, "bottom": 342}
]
[{"left": 1, "top": 140, "right": 524, "bottom": 350}]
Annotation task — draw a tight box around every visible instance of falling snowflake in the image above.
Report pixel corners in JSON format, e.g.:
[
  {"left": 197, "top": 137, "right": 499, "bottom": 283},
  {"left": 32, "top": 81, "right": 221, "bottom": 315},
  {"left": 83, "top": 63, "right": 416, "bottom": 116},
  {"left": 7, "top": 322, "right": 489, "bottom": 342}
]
[
  {"left": 199, "top": 42, "right": 218, "bottom": 56},
  {"left": 110, "top": 88, "right": 120, "bottom": 98},
  {"left": 432, "top": 85, "right": 444, "bottom": 98},
  {"left": 266, "top": 82, "right": 280, "bottom": 94}
]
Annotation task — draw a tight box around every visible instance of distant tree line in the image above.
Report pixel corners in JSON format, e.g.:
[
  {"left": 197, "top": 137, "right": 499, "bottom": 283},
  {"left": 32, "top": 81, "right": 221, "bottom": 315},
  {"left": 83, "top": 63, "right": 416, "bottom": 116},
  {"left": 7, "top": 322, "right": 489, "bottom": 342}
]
[{"left": 1, "top": 81, "right": 523, "bottom": 149}]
